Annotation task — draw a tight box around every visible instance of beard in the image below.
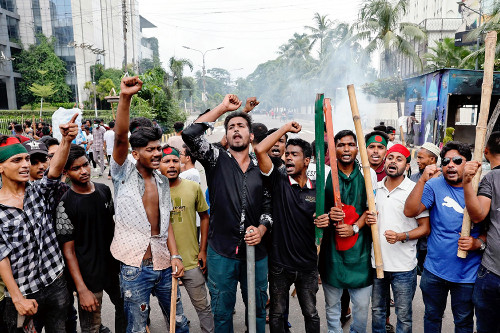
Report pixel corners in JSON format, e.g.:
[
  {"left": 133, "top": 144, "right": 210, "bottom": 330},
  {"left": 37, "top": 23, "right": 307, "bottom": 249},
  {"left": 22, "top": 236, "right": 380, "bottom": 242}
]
[{"left": 229, "top": 142, "right": 249, "bottom": 152}]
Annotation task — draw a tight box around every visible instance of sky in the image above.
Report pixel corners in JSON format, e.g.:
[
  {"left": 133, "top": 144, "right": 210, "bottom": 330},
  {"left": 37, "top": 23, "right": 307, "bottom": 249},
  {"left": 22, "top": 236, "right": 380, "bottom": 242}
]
[{"left": 138, "top": 0, "right": 365, "bottom": 80}]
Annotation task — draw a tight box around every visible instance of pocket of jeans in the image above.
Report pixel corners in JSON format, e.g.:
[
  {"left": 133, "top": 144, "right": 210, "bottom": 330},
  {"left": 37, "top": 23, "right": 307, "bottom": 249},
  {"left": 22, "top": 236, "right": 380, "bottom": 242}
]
[
  {"left": 270, "top": 265, "right": 284, "bottom": 276},
  {"left": 121, "top": 265, "right": 142, "bottom": 281},
  {"left": 477, "top": 266, "right": 488, "bottom": 279}
]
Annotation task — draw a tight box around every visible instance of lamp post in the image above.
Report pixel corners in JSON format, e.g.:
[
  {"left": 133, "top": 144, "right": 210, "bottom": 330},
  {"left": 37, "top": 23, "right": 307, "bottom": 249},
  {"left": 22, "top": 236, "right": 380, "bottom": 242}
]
[
  {"left": 182, "top": 46, "right": 224, "bottom": 101},
  {"left": 457, "top": 0, "right": 483, "bottom": 70}
]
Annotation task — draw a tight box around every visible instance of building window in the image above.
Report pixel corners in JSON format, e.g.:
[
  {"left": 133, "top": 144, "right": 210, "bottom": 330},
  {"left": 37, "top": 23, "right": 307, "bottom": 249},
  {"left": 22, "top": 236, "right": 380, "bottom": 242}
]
[
  {"left": 0, "top": 0, "right": 16, "bottom": 12},
  {"left": 6, "top": 16, "right": 20, "bottom": 43}
]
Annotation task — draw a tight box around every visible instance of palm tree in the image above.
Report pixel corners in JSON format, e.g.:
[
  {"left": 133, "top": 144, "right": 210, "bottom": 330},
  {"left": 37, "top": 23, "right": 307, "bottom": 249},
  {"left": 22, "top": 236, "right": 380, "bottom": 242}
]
[
  {"left": 357, "top": 0, "right": 426, "bottom": 76},
  {"left": 168, "top": 56, "right": 193, "bottom": 98},
  {"left": 278, "top": 33, "right": 314, "bottom": 62},
  {"left": 459, "top": 2, "right": 500, "bottom": 69},
  {"left": 424, "top": 37, "right": 473, "bottom": 70},
  {"left": 305, "top": 13, "right": 333, "bottom": 61}
]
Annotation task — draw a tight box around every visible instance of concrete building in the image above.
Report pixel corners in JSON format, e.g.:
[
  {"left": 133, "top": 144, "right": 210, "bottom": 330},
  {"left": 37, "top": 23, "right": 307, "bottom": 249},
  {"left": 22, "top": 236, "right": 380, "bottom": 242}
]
[
  {"left": 0, "top": 0, "right": 22, "bottom": 109},
  {"left": 1, "top": 0, "right": 156, "bottom": 109}
]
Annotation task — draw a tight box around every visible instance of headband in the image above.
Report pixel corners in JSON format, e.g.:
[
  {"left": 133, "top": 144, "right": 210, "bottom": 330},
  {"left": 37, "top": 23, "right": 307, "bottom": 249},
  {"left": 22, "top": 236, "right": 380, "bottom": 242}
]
[
  {"left": 0, "top": 137, "right": 28, "bottom": 163},
  {"left": 386, "top": 144, "right": 411, "bottom": 163},
  {"left": 162, "top": 146, "right": 179, "bottom": 158},
  {"left": 366, "top": 134, "right": 387, "bottom": 147}
]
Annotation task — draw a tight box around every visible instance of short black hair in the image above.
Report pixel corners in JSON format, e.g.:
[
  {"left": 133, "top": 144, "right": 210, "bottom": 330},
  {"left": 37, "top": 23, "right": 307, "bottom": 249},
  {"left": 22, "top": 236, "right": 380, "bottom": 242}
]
[
  {"left": 373, "top": 125, "right": 386, "bottom": 132},
  {"left": 224, "top": 111, "right": 252, "bottom": 133},
  {"left": 108, "top": 121, "right": 115, "bottom": 128},
  {"left": 287, "top": 138, "right": 312, "bottom": 159},
  {"left": 40, "top": 137, "right": 59, "bottom": 148},
  {"left": 310, "top": 140, "right": 328, "bottom": 158},
  {"left": 266, "top": 128, "right": 288, "bottom": 141},
  {"left": 182, "top": 144, "right": 197, "bottom": 164},
  {"left": 386, "top": 126, "right": 396, "bottom": 133},
  {"left": 129, "top": 127, "right": 162, "bottom": 149},
  {"left": 440, "top": 141, "right": 472, "bottom": 161},
  {"left": 14, "top": 124, "right": 23, "bottom": 133},
  {"left": 129, "top": 117, "right": 153, "bottom": 133},
  {"left": 334, "top": 130, "right": 357, "bottom": 144},
  {"left": 486, "top": 131, "right": 500, "bottom": 155},
  {"left": 252, "top": 123, "right": 268, "bottom": 144},
  {"left": 94, "top": 119, "right": 100, "bottom": 123},
  {"left": 365, "top": 130, "right": 389, "bottom": 144},
  {"left": 25, "top": 120, "right": 31, "bottom": 127},
  {"left": 173, "top": 121, "right": 184, "bottom": 132},
  {"left": 64, "top": 144, "right": 87, "bottom": 170},
  {"left": 42, "top": 126, "right": 51, "bottom": 136}
]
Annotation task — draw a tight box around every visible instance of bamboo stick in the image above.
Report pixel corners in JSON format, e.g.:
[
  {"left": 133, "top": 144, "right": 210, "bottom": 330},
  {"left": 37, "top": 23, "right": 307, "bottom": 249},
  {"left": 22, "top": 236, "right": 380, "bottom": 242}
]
[
  {"left": 169, "top": 276, "right": 178, "bottom": 333},
  {"left": 323, "top": 98, "right": 342, "bottom": 217},
  {"left": 347, "top": 84, "right": 384, "bottom": 279},
  {"left": 400, "top": 125, "right": 406, "bottom": 146},
  {"left": 458, "top": 31, "right": 498, "bottom": 258}
]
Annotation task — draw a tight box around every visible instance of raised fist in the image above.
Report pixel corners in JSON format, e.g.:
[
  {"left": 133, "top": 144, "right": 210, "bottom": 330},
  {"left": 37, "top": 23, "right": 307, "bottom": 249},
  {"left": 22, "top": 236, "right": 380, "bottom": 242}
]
[{"left": 120, "top": 76, "right": 143, "bottom": 96}]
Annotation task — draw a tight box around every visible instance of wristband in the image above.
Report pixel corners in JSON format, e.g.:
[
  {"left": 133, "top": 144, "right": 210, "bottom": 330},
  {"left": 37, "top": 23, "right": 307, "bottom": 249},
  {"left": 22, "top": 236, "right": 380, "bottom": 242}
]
[
  {"left": 401, "top": 232, "right": 410, "bottom": 243},
  {"left": 171, "top": 254, "right": 183, "bottom": 261}
]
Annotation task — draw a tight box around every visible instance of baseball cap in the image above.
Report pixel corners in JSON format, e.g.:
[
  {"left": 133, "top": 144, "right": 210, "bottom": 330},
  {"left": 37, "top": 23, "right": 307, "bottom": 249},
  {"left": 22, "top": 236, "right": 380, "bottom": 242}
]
[{"left": 22, "top": 140, "right": 48, "bottom": 155}]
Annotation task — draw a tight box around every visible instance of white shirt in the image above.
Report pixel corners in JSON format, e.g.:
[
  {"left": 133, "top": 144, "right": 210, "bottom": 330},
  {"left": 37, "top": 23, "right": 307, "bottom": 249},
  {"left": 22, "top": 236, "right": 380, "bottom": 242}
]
[
  {"left": 103, "top": 130, "right": 115, "bottom": 155},
  {"left": 179, "top": 167, "right": 202, "bottom": 227},
  {"left": 306, "top": 162, "right": 331, "bottom": 182},
  {"left": 371, "top": 176, "right": 429, "bottom": 272}
]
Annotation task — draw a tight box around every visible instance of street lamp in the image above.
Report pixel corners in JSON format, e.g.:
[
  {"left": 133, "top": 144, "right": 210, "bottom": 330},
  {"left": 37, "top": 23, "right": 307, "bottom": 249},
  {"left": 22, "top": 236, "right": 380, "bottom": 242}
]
[
  {"left": 457, "top": 1, "right": 484, "bottom": 70},
  {"left": 182, "top": 46, "right": 224, "bottom": 101}
]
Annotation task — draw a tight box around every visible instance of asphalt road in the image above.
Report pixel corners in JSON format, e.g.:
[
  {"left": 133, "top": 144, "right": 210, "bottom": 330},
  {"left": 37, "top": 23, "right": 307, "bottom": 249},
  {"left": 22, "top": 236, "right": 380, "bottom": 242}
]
[{"left": 89, "top": 113, "right": 457, "bottom": 333}]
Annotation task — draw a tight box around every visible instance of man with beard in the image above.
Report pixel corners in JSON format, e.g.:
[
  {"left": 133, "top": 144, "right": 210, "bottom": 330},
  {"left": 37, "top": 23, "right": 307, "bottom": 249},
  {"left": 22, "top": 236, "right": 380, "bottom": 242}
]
[
  {"left": 462, "top": 132, "right": 500, "bottom": 333},
  {"left": 254, "top": 122, "right": 329, "bottom": 333},
  {"left": 319, "top": 130, "right": 377, "bottom": 333},
  {"left": 404, "top": 141, "right": 484, "bottom": 332},
  {"left": 368, "top": 144, "right": 430, "bottom": 333},
  {"left": 182, "top": 94, "right": 271, "bottom": 333},
  {"left": 160, "top": 146, "right": 214, "bottom": 333},
  {"left": 409, "top": 142, "right": 440, "bottom": 182},
  {"left": 111, "top": 76, "right": 186, "bottom": 332},
  {"left": 0, "top": 114, "right": 78, "bottom": 332},
  {"left": 56, "top": 145, "right": 125, "bottom": 333},
  {"left": 365, "top": 131, "right": 389, "bottom": 181},
  {"left": 22, "top": 140, "right": 49, "bottom": 181}
]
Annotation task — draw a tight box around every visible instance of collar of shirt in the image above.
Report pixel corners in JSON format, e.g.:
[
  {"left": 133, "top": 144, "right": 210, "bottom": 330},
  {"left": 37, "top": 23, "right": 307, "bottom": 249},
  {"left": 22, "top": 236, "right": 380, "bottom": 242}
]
[
  {"left": 288, "top": 175, "right": 314, "bottom": 189},
  {"left": 376, "top": 175, "right": 414, "bottom": 197}
]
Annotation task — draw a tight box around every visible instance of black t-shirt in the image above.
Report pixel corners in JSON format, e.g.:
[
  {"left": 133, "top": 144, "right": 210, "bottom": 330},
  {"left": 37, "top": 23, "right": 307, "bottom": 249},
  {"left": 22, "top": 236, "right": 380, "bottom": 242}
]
[
  {"left": 265, "top": 165, "right": 318, "bottom": 271},
  {"left": 56, "top": 183, "right": 118, "bottom": 292}
]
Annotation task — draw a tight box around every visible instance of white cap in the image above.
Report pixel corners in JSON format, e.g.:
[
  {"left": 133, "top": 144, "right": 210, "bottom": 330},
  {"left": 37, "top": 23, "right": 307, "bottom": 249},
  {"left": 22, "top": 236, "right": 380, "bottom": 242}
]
[{"left": 421, "top": 142, "right": 440, "bottom": 158}]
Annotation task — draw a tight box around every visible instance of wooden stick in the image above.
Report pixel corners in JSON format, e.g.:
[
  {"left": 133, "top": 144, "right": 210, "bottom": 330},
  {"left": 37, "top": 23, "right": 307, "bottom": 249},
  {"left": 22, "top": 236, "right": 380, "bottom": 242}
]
[
  {"left": 347, "top": 84, "right": 384, "bottom": 279},
  {"left": 399, "top": 125, "right": 406, "bottom": 146},
  {"left": 458, "top": 31, "right": 498, "bottom": 258},
  {"left": 169, "top": 276, "right": 178, "bottom": 333},
  {"left": 323, "top": 98, "right": 342, "bottom": 218},
  {"left": 315, "top": 93, "right": 325, "bottom": 247}
]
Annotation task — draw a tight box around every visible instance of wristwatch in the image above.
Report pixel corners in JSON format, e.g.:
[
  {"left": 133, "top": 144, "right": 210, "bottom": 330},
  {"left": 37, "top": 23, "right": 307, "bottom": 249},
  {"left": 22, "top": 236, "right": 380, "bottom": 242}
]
[
  {"left": 352, "top": 224, "right": 359, "bottom": 235},
  {"left": 478, "top": 238, "right": 486, "bottom": 251},
  {"left": 171, "top": 254, "right": 183, "bottom": 261},
  {"left": 401, "top": 232, "right": 410, "bottom": 243}
]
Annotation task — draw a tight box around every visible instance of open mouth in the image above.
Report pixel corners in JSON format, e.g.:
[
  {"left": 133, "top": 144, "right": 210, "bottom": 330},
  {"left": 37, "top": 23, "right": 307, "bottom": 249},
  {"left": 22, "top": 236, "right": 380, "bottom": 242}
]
[
  {"left": 370, "top": 155, "right": 380, "bottom": 162},
  {"left": 233, "top": 134, "right": 242, "bottom": 140},
  {"left": 387, "top": 164, "right": 397, "bottom": 172},
  {"left": 270, "top": 149, "right": 281, "bottom": 157},
  {"left": 446, "top": 170, "right": 457, "bottom": 177}
]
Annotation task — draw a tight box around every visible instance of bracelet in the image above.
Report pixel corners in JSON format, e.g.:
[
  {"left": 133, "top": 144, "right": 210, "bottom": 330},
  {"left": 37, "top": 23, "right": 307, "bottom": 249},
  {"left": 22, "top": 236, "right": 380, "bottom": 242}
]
[
  {"left": 171, "top": 254, "right": 183, "bottom": 261},
  {"left": 401, "top": 232, "right": 410, "bottom": 243}
]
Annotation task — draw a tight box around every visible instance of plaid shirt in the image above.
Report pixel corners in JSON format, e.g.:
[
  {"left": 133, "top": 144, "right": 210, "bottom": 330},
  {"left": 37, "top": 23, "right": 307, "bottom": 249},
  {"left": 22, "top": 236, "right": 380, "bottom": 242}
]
[{"left": 0, "top": 176, "right": 65, "bottom": 296}]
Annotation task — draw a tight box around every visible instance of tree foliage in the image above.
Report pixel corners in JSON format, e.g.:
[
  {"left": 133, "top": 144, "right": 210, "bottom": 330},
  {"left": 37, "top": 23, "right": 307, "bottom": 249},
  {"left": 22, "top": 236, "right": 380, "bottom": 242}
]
[
  {"left": 15, "top": 34, "right": 72, "bottom": 106},
  {"left": 424, "top": 38, "right": 474, "bottom": 70}
]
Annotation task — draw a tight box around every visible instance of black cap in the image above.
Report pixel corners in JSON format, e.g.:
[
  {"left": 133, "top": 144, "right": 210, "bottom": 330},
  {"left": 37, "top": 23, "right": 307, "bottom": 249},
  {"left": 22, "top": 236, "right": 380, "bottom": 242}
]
[{"left": 22, "top": 140, "right": 48, "bottom": 155}]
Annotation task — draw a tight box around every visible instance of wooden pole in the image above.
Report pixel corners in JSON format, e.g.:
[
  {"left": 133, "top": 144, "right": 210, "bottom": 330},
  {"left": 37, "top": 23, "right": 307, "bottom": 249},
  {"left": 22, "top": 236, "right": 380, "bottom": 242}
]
[
  {"left": 315, "top": 93, "right": 325, "bottom": 246},
  {"left": 399, "top": 125, "right": 406, "bottom": 146},
  {"left": 347, "top": 84, "right": 384, "bottom": 278},
  {"left": 169, "top": 276, "right": 178, "bottom": 333},
  {"left": 323, "top": 98, "right": 342, "bottom": 217},
  {"left": 458, "top": 31, "right": 498, "bottom": 258}
]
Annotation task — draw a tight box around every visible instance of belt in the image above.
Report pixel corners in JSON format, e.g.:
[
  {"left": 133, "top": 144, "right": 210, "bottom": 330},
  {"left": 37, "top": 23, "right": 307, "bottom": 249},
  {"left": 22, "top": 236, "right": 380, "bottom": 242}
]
[{"left": 142, "top": 258, "right": 154, "bottom": 267}]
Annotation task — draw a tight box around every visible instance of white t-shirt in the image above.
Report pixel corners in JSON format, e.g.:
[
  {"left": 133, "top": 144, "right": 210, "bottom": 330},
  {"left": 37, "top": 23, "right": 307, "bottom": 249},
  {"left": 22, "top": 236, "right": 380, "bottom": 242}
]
[
  {"left": 371, "top": 176, "right": 429, "bottom": 272},
  {"left": 179, "top": 167, "right": 202, "bottom": 227},
  {"left": 103, "top": 130, "right": 115, "bottom": 155},
  {"left": 306, "top": 162, "right": 331, "bottom": 183}
]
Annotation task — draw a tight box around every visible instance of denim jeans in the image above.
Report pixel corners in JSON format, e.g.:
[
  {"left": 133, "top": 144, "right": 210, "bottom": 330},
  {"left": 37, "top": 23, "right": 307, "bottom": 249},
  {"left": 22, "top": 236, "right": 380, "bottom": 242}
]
[
  {"left": 322, "top": 282, "right": 372, "bottom": 333},
  {"left": 372, "top": 268, "right": 417, "bottom": 333},
  {"left": 4, "top": 275, "right": 71, "bottom": 333},
  {"left": 78, "top": 279, "right": 126, "bottom": 333},
  {"left": 268, "top": 265, "right": 319, "bottom": 333},
  {"left": 420, "top": 268, "right": 474, "bottom": 333},
  {"left": 206, "top": 245, "right": 268, "bottom": 333},
  {"left": 120, "top": 263, "right": 189, "bottom": 333},
  {"left": 473, "top": 265, "right": 500, "bottom": 333}
]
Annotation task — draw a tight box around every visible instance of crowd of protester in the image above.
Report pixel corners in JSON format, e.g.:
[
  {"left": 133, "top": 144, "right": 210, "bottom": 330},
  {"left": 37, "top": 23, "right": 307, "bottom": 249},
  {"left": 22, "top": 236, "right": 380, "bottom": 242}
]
[{"left": 0, "top": 75, "right": 499, "bottom": 333}]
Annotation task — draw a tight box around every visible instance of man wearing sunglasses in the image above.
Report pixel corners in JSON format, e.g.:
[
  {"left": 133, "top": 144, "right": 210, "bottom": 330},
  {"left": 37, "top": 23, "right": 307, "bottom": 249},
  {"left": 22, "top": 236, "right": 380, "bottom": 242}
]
[{"left": 404, "top": 141, "right": 484, "bottom": 332}]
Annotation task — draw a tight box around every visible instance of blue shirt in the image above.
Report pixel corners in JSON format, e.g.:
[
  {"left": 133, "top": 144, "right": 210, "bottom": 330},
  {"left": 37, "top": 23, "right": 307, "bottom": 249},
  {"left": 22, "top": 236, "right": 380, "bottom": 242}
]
[{"left": 421, "top": 176, "right": 482, "bottom": 283}]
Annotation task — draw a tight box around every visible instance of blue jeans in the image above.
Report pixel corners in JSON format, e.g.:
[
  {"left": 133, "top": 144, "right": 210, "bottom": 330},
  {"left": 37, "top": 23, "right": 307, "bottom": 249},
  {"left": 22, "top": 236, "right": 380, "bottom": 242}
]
[
  {"left": 372, "top": 268, "right": 417, "bottom": 333},
  {"left": 268, "top": 265, "right": 319, "bottom": 333},
  {"left": 120, "top": 263, "right": 189, "bottom": 333},
  {"left": 322, "top": 282, "right": 372, "bottom": 333},
  {"left": 420, "top": 268, "right": 474, "bottom": 333},
  {"left": 473, "top": 265, "right": 500, "bottom": 333},
  {"left": 206, "top": 246, "right": 268, "bottom": 333}
]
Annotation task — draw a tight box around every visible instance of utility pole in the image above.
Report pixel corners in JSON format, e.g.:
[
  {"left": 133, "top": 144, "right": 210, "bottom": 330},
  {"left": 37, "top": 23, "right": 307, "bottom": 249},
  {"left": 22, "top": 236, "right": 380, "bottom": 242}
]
[
  {"left": 122, "top": 0, "right": 127, "bottom": 71},
  {"left": 92, "top": 59, "right": 100, "bottom": 117}
]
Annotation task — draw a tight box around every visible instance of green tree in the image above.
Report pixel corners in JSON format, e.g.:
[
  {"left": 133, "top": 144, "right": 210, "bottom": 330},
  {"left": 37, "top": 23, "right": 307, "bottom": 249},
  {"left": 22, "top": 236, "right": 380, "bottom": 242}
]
[
  {"left": 362, "top": 76, "right": 405, "bottom": 117},
  {"left": 424, "top": 37, "right": 474, "bottom": 70},
  {"left": 305, "top": 13, "right": 333, "bottom": 61},
  {"left": 15, "top": 34, "right": 72, "bottom": 106},
  {"left": 357, "top": 0, "right": 426, "bottom": 76},
  {"left": 29, "top": 82, "right": 57, "bottom": 114},
  {"left": 168, "top": 56, "right": 193, "bottom": 99}
]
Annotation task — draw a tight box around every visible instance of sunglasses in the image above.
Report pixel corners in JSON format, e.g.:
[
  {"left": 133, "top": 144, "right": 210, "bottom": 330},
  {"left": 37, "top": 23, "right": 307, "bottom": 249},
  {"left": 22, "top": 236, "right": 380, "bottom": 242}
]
[{"left": 441, "top": 156, "right": 463, "bottom": 167}]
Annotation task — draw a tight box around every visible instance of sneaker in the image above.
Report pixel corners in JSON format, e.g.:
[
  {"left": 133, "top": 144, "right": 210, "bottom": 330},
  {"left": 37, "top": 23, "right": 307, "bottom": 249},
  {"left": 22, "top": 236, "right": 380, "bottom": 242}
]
[{"left": 386, "top": 323, "right": 395, "bottom": 333}]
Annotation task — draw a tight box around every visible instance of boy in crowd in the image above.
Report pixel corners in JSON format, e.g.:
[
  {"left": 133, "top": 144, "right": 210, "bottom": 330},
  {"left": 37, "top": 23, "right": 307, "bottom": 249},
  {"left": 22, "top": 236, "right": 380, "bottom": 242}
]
[{"left": 56, "top": 144, "right": 125, "bottom": 333}]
